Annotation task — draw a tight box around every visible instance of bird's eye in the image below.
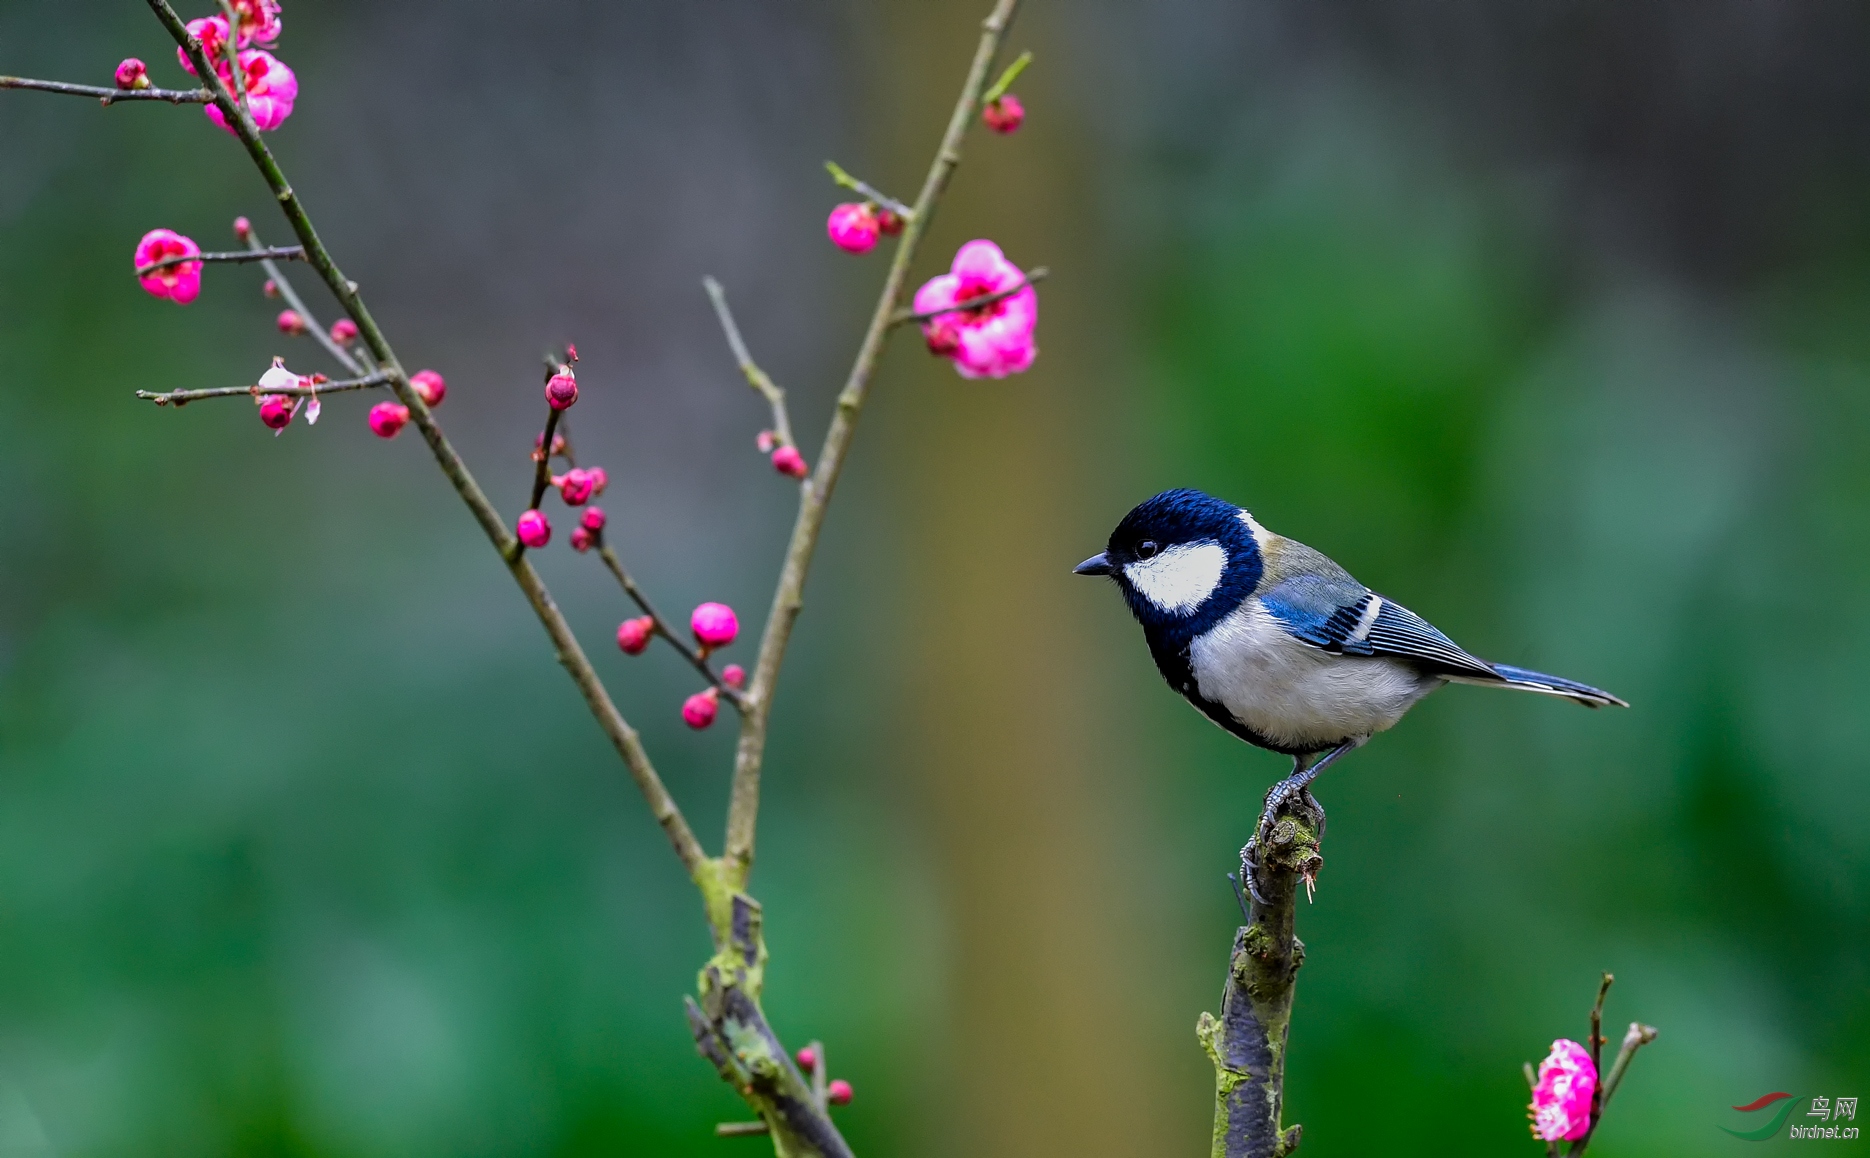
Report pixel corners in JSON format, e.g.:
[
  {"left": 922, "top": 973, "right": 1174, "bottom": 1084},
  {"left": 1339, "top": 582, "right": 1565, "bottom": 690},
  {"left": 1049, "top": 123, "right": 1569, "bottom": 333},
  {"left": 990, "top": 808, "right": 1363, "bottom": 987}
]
[{"left": 1136, "top": 540, "right": 1160, "bottom": 559}]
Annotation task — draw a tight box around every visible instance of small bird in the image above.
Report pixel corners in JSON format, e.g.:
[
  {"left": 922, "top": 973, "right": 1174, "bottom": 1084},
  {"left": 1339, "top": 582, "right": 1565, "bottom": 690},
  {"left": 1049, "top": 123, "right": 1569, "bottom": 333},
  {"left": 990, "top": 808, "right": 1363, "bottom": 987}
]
[{"left": 1075, "top": 488, "right": 1625, "bottom": 893}]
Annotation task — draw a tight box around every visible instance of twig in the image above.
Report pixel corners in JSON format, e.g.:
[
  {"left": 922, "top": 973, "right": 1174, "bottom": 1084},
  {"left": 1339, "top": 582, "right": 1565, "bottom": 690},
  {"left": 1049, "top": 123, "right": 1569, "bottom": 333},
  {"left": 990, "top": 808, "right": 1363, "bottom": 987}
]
[
  {"left": 524, "top": 407, "right": 564, "bottom": 516},
  {"left": 0, "top": 75, "right": 210, "bottom": 104},
  {"left": 723, "top": 0, "right": 1025, "bottom": 883},
  {"left": 889, "top": 266, "right": 1048, "bottom": 327},
  {"left": 715, "top": 1122, "right": 771, "bottom": 1137},
  {"left": 981, "top": 49, "right": 1032, "bottom": 105},
  {"left": 595, "top": 540, "right": 749, "bottom": 713},
  {"left": 216, "top": 0, "right": 248, "bottom": 113},
  {"left": 243, "top": 226, "right": 364, "bottom": 376},
  {"left": 135, "top": 245, "right": 303, "bottom": 276},
  {"left": 136, "top": 369, "right": 391, "bottom": 404},
  {"left": 823, "top": 161, "right": 914, "bottom": 219},
  {"left": 1598, "top": 1022, "right": 1658, "bottom": 1110},
  {"left": 145, "top": 0, "right": 707, "bottom": 878},
  {"left": 703, "top": 277, "right": 796, "bottom": 451}
]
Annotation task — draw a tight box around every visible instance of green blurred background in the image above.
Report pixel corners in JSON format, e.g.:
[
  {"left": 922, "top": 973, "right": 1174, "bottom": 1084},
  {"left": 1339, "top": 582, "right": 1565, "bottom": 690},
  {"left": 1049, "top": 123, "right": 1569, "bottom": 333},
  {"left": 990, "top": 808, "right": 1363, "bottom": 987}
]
[{"left": 3, "top": 1, "right": 1867, "bottom": 1154}]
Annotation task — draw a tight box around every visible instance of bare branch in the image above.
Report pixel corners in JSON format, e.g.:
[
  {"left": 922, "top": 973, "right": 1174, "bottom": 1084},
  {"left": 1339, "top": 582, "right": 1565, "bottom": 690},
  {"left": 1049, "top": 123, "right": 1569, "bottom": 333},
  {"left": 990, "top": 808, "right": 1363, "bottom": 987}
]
[
  {"left": 823, "top": 161, "right": 914, "bottom": 219},
  {"left": 135, "top": 245, "right": 304, "bottom": 276},
  {"left": 136, "top": 369, "right": 392, "bottom": 405},
  {"left": 242, "top": 226, "right": 364, "bottom": 376},
  {"left": 703, "top": 277, "right": 796, "bottom": 451},
  {"left": 595, "top": 540, "right": 750, "bottom": 713},
  {"left": 0, "top": 74, "right": 211, "bottom": 103}
]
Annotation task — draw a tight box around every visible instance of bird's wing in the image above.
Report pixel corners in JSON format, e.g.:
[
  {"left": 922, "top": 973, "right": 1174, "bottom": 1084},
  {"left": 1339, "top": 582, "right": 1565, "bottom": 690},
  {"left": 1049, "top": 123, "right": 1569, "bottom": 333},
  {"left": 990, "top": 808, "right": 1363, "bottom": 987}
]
[{"left": 1258, "top": 556, "right": 1499, "bottom": 680}]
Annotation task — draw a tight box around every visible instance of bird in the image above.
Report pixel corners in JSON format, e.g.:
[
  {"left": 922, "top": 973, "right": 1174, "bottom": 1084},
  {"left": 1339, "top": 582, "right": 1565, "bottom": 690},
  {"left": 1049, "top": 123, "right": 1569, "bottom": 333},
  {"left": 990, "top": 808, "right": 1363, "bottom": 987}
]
[{"left": 1074, "top": 488, "right": 1625, "bottom": 896}]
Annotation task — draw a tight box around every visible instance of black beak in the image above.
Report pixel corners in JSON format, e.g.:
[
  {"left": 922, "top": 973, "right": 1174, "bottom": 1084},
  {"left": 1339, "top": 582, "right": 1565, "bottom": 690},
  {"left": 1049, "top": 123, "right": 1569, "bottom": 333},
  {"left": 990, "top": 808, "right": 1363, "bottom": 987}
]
[{"left": 1073, "top": 551, "right": 1113, "bottom": 576}]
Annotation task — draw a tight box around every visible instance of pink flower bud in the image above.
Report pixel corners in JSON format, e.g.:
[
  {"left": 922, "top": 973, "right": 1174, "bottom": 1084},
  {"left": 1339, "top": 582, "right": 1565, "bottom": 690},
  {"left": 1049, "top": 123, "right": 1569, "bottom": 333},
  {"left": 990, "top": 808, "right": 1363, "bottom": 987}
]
[
  {"left": 367, "top": 401, "right": 409, "bottom": 439},
  {"left": 690, "top": 602, "right": 739, "bottom": 649},
  {"left": 566, "top": 342, "right": 579, "bottom": 363},
  {"left": 586, "top": 466, "right": 608, "bottom": 495},
  {"left": 1528, "top": 1039, "right": 1596, "bottom": 1142},
  {"left": 410, "top": 369, "right": 446, "bottom": 407},
  {"left": 580, "top": 506, "right": 607, "bottom": 533},
  {"left": 517, "top": 509, "right": 551, "bottom": 549},
  {"left": 545, "top": 370, "right": 578, "bottom": 410},
  {"left": 329, "top": 318, "right": 359, "bottom": 344},
  {"left": 723, "top": 664, "right": 747, "bottom": 689},
  {"left": 134, "top": 228, "right": 203, "bottom": 305},
  {"left": 982, "top": 94, "right": 1025, "bottom": 134},
  {"left": 827, "top": 1080, "right": 853, "bottom": 1106},
  {"left": 232, "top": 215, "right": 252, "bottom": 240},
  {"left": 771, "top": 445, "right": 808, "bottom": 478},
  {"left": 570, "top": 526, "right": 594, "bottom": 552},
  {"left": 877, "top": 209, "right": 904, "bottom": 237},
  {"left": 277, "top": 309, "right": 306, "bottom": 335},
  {"left": 616, "top": 616, "right": 654, "bottom": 655},
  {"left": 756, "top": 429, "right": 777, "bottom": 453},
  {"left": 556, "top": 468, "right": 595, "bottom": 506},
  {"left": 258, "top": 394, "right": 294, "bottom": 429},
  {"left": 826, "top": 202, "right": 881, "bottom": 254},
  {"left": 262, "top": 278, "right": 279, "bottom": 299},
  {"left": 795, "top": 1046, "right": 818, "bottom": 1071},
  {"left": 115, "top": 58, "right": 150, "bottom": 90},
  {"left": 681, "top": 687, "right": 720, "bottom": 730}
]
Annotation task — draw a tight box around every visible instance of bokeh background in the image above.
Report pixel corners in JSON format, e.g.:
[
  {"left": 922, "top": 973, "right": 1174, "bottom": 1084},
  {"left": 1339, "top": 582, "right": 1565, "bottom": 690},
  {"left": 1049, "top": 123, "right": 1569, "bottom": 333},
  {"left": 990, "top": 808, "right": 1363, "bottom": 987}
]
[{"left": 3, "top": 1, "right": 1867, "bottom": 1154}]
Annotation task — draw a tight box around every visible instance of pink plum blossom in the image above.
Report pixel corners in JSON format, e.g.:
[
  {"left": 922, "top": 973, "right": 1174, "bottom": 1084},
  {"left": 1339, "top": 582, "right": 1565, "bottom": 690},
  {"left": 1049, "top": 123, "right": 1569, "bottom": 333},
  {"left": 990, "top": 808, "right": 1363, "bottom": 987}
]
[
  {"left": 911, "top": 239, "right": 1037, "bottom": 379},
  {"left": 722, "top": 664, "right": 746, "bottom": 689},
  {"left": 569, "top": 526, "right": 594, "bottom": 552},
  {"left": 329, "top": 318, "right": 359, "bottom": 344},
  {"left": 795, "top": 1046, "right": 818, "bottom": 1071},
  {"left": 982, "top": 93, "right": 1025, "bottom": 134},
  {"left": 517, "top": 509, "right": 551, "bottom": 549},
  {"left": 410, "top": 369, "right": 445, "bottom": 407},
  {"left": 277, "top": 309, "right": 305, "bottom": 334},
  {"left": 134, "top": 228, "right": 202, "bottom": 305},
  {"left": 1529, "top": 1039, "right": 1596, "bottom": 1142},
  {"left": 616, "top": 616, "right": 653, "bottom": 655},
  {"left": 233, "top": 215, "right": 252, "bottom": 240},
  {"left": 367, "top": 401, "right": 409, "bottom": 439},
  {"left": 115, "top": 59, "right": 149, "bottom": 90},
  {"left": 255, "top": 358, "right": 303, "bottom": 430},
  {"left": 827, "top": 1080, "right": 853, "bottom": 1106},
  {"left": 681, "top": 687, "right": 720, "bottom": 730},
  {"left": 690, "top": 602, "right": 739, "bottom": 649},
  {"left": 580, "top": 507, "right": 606, "bottom": 533},
  {"left": 826, "top": 203, "right": 881, "bottom": 254},
  {"left": 258, "top": 394, "right": 295, "bottom": 429},
  {"left": 227, "top": 0, "right": 282, "bottom": 48},
  {"left": 204, "top": 50, "right": 298, "bottom": 134},
  {"left": 756, "top": 429, "right": 777, "bottom": 453},
  {"left": 176, "top": 16, "right": 231, "bottom": 78},
  {"left": 771, "top": 445, "right": 807, "bottom": 478}
]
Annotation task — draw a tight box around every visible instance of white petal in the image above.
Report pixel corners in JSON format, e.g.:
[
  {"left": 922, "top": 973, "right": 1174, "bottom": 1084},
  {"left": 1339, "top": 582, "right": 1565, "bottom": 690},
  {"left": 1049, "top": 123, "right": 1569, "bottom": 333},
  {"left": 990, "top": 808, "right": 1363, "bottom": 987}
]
[
  {"left": 258, "top": 363, "right": 298, "bottom": 392},
  {"left": 304, "top": 395, "right": 321, "bottom": 425}
]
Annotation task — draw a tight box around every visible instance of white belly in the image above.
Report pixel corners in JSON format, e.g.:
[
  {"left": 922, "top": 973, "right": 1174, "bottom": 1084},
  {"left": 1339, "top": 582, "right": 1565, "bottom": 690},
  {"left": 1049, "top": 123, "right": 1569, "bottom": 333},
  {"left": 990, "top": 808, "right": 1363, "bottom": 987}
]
[{"left": 1188, "top": 599, "right": 1433, "bottom": 750}]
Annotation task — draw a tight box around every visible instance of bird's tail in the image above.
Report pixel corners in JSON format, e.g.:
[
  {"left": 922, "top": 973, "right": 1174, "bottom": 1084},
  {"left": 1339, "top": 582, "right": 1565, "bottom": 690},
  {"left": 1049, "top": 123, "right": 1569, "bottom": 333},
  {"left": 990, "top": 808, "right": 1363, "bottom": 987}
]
[{"left": 1447, "top": 663, "right": 1628, "bottom": 708}]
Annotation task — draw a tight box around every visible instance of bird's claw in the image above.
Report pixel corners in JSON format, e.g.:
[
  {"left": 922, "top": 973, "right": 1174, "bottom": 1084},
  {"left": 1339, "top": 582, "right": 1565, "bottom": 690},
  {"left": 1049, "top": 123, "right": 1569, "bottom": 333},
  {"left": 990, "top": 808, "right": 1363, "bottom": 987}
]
[{"left": 1237, "top": 844, "right": 1269, "bottom": 907}]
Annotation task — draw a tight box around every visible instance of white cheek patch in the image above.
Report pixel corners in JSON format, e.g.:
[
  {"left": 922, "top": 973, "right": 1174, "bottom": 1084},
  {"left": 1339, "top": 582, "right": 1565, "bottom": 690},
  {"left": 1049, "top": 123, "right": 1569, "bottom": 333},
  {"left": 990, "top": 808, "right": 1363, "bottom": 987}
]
[{"left": 1124, "top": 541, "right": 1227, "bottom": 613}]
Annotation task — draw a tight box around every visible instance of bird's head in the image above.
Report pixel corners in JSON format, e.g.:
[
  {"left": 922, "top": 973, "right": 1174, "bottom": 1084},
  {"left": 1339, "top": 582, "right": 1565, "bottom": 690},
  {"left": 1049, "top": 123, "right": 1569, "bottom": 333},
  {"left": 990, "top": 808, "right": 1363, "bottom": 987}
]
[{"left": 1074, "top": 488, "right": 1264, "bottom": 634}]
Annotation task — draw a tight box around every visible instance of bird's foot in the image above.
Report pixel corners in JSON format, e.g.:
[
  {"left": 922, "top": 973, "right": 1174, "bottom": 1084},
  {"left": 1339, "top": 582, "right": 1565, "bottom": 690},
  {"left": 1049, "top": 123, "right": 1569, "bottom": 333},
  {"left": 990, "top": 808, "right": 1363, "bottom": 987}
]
[{"left": 1236, "top": 844, "right": 1269, "bottom": 907}]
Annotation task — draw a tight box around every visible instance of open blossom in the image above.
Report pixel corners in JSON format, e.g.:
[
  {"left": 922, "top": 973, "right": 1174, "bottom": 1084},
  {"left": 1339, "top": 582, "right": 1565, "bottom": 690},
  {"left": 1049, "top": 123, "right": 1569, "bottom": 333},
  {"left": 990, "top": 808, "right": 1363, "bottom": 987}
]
[
  {"left": 227, "top": 0, "right": 282, "bottom": 47},
  {"left": 204, "top": 50, "right": 298, "bottom": 134},
  {"left": 256, "top": 357, "right": 301, "bottom": 430},
  {"left": 176, "top": 16, "right": 231, "bottom": 77},
  {"left": 912, "top": 239, "right": 1037, "bottom": 379},
  {"left": 826, "top": 203, "right": 881, "bottom": 254},
  {"left": 134, "top": 229, "right": 203, "bottom": 305},
  {"left": 1529, "top": 1039, "right": 1596, "bottom": 1142}
]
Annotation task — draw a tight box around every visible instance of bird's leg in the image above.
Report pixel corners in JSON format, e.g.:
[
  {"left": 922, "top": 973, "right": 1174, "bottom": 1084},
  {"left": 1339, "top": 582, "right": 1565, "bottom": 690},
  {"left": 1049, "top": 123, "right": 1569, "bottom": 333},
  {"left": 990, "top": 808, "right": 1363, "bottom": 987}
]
[{"left": 1255, "top": 742, "right": 1353, "bottom": 848}]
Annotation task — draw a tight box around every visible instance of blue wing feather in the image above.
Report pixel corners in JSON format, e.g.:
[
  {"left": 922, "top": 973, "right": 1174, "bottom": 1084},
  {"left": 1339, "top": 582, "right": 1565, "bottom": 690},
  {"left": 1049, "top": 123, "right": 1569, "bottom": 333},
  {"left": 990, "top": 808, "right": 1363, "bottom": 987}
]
[{"left": 1260, "top": 572, "right": 1498, "bottom": 679}]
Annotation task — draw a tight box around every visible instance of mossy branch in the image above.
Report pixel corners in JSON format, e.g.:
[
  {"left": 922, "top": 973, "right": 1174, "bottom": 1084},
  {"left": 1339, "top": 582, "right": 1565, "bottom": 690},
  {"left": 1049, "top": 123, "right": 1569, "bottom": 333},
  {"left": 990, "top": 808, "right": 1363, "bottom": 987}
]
[{"left": 1200, "top": 797, "right": 1322, "bottom": 1158}]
